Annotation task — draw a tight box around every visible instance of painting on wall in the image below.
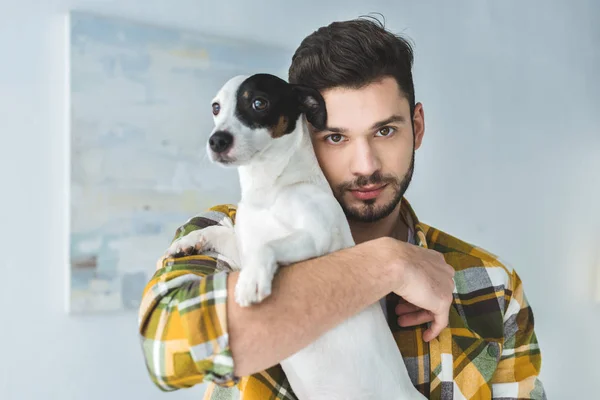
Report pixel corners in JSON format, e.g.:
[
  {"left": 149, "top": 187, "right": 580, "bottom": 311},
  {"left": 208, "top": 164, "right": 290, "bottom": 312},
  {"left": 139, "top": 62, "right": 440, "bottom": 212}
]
[{"left": 67, "top": 10, "right": 291, "bottom": 314}]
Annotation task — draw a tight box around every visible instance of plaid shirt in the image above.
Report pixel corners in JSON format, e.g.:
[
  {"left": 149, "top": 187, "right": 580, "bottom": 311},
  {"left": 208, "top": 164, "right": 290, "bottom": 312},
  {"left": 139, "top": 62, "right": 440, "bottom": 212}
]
[{"left": 138, "top": 200, "right": 546, "bottom": 399}]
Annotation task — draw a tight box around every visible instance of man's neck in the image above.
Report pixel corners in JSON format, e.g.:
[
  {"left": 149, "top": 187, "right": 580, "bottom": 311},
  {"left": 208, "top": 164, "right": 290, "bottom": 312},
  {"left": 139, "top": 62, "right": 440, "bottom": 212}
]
[{"left": 349, "top": 203, "right": 409, "bottom": 245}]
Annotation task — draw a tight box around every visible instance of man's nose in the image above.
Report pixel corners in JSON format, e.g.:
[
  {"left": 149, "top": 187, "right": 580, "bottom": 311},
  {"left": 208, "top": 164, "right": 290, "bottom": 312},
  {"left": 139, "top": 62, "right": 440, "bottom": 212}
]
[
  {"left": 349, "top": 140, "right": 381, "bottom": 177},
  {"left": 209, "top": 130, "right": 234, "bottom": 153}
]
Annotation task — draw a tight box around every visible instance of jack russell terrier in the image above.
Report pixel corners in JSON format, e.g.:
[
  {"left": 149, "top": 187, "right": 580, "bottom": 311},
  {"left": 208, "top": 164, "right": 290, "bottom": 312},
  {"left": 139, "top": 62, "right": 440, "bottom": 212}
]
[{"left": 166, "top": 73, "right": 425, "bottom": 400}]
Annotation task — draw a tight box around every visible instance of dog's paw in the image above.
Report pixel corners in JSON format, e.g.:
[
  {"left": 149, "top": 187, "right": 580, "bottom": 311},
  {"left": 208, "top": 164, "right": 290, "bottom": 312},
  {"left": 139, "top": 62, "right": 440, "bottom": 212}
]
[
  {"left": 165, "top": 231, "right": 208, "bottom": 257},
  {"left": 234, "top": 266, "right": 276, "bottom": 307}
]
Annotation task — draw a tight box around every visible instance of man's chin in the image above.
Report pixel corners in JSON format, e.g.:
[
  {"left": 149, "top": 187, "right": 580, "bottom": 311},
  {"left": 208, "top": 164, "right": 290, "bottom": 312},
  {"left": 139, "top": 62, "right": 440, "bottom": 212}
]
[{"left": 340, "top": 202, "right": 394, "bottom": 223}]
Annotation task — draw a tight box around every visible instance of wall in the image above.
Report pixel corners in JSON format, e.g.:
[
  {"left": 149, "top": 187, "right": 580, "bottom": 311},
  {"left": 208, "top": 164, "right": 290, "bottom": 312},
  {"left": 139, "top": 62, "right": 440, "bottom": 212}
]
[{"left": 0, "top": 0, "right": 598, "bottom": 398}]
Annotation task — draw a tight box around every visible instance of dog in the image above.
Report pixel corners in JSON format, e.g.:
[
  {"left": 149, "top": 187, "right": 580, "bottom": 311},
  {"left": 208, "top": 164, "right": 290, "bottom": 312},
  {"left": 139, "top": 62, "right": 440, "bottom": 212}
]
[{"left": 166, "top": 73, "right": 426, "bottom": 400}]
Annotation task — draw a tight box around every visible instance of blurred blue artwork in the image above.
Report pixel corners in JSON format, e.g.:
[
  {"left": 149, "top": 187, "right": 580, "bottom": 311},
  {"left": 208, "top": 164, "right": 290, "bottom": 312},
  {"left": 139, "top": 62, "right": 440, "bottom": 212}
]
[{"left": 68, "top": 10, "right": 290, "bottom": 313}]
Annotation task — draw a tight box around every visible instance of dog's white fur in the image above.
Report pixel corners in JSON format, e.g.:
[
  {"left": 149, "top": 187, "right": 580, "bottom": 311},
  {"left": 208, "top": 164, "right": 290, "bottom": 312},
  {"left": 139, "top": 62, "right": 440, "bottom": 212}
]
[{"left": 167, "top": 75, "right": 425, "bottom": 400}]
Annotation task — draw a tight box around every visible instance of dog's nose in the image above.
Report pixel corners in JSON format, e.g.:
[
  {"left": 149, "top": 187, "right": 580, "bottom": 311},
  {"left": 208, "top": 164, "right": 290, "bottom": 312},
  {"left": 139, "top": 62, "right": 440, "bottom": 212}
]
[{"left": 209, "top": 131, "right": 233, "bottom": 153}]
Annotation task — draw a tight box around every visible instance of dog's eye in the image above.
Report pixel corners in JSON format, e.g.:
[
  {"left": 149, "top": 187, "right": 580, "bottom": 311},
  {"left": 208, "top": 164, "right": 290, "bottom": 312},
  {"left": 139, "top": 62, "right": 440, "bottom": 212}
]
[
  {"left": 252, "top": 97, "right": 268, "bottom": 111},
  {"left": 212, "top": 102, "right": 220, "bottom": 116}
]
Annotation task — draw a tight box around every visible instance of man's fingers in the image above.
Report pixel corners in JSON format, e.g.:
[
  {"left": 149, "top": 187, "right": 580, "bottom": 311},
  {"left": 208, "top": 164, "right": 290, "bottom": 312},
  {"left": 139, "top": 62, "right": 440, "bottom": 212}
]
[
  {"left": 423, "top": 314, "right": 449, "bottom": 342},
  {"left": 397, "top": 310, "right": 433, "bottom": 327},
  {"left": 395, "top": 302, "right": 421, "bottom": 315}
]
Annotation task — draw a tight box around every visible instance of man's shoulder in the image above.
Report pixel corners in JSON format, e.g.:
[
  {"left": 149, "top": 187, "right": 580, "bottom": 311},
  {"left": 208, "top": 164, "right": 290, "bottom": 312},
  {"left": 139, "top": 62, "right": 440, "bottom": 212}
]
[
  {"left": 418, "top": 222, "right": 523, "bottom": 342},
  {"left": 418, "top": 222, "right": 516, "bottom": 298},
  {"left": 206, "top": 204, "right": 238, "bottom": 223},
  {"left": 171, "top": 204, "right": 238, "bottom": 241},
  {"left": 418, "top": 222, "right": 503, "bottom": 264}
]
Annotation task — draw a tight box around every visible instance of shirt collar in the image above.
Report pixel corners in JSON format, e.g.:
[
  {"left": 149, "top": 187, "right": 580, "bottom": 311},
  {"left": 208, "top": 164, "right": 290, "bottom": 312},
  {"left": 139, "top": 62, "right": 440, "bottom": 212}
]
[{"left": 399, "top": 197, "right": 429, "bottom": 249}]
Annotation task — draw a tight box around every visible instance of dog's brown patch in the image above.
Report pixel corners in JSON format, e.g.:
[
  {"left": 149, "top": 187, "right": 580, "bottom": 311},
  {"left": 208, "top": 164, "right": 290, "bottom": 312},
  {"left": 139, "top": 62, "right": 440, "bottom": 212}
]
[
  {"left": 242, "top": 91, "right": 250, "bottom": 99},
  {"left": 271, "top": 116, "right": 289, "bottom": 138}
]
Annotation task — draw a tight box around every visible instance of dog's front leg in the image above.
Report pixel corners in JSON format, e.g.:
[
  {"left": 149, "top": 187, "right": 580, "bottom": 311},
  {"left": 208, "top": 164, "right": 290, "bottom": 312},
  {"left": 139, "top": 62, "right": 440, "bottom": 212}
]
[
  {"left": 235, "top": 231, "right": 317, "bottom": 307},
  {"left": 235, "top": 245, "right": 277, "bottom": 307}
]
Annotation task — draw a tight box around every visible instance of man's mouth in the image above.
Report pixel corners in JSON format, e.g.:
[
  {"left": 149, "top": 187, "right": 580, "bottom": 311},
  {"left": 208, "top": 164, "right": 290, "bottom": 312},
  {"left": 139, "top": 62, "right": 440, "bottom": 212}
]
[{"left": 348, "top": 184, "right": 387, "bottom": 201}]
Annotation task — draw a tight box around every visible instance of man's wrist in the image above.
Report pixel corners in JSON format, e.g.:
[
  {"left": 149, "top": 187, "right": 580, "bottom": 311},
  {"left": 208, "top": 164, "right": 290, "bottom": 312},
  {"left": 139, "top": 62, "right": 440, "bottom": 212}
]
[{"left": 362, "top": 236, "right": 406, "bottom": 293}]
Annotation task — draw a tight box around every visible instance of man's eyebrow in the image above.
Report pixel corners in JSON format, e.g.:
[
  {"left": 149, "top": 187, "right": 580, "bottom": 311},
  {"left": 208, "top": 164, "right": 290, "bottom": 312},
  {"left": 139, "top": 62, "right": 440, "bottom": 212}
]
[
  {"left": 316, "top": 125, "right": 347, "bottom": 134},
  {"left": 370, "top": 115, "right": 407, "bottom": 129},
  {"left": 316, "top": 114, "right": 408, "bottom": 134}
]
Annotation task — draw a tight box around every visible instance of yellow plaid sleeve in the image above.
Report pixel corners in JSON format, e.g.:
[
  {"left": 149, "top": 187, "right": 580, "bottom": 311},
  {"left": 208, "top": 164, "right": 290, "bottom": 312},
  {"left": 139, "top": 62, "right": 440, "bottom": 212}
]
[
  {"left": 137, "top": 205, "right": 240, "bottom": 391},
  {"left": 491, "top": 270, "right": 546, "bottom": 399}
]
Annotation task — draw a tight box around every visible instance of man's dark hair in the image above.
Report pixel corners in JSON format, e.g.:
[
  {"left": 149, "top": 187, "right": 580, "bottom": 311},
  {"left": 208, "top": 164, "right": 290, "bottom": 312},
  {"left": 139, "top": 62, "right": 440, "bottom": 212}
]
[{"left": 288, "top": 16, "right": 416, "bottom": 117}]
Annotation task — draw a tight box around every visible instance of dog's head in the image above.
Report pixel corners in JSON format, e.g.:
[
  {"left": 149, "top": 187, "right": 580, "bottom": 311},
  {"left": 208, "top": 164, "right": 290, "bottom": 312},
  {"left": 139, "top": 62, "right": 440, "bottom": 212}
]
[{"left": 207, "top": 73, "right": 326, "bottom": 166}]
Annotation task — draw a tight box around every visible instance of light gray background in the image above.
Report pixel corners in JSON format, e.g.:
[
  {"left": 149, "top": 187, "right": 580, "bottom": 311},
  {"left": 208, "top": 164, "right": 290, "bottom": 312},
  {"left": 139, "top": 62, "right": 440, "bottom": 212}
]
[{"left": 1, "top": 0, "right": 598, "bottom": 399}]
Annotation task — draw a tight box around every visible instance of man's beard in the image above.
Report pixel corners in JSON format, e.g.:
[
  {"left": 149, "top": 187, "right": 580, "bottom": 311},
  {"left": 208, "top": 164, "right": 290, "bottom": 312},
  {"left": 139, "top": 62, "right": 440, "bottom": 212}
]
[{"left": 334, "top": 149, "right": 415, "bottom": 223}]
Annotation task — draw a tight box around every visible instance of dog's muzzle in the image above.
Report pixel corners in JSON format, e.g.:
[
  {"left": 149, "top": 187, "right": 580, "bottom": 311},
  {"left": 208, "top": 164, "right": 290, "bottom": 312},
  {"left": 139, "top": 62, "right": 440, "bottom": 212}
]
[{"left": 209, "top": 131, "right": 234, "bottom": 154}]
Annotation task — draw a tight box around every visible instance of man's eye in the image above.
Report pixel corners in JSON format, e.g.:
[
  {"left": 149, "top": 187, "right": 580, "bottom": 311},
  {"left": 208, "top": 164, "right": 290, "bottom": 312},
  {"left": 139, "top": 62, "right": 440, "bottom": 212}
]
[
  {"left": 326, "top": 134, "right": 344, "bottom": 144},
  {"left": 376, "top": 127, "right": 395, "bottom": 137}
]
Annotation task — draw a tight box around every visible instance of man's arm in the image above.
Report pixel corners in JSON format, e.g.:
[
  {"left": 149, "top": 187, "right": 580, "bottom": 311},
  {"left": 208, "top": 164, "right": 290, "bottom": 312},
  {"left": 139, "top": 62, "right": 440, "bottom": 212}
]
[
  {"left": 138, "top": 206, "right": 239, "bottom": 390},
  {"left": 491, "top": 270, "right": 547, "bottom": 399},
  {"left": 138, "top": 206, "right": 404, "bottom": 389},
  {"left": 138, "top": 206, "right": 454, "bottom": 389},
  {"left": 226, "top": 238, "right": 402, "bottom": 377}
]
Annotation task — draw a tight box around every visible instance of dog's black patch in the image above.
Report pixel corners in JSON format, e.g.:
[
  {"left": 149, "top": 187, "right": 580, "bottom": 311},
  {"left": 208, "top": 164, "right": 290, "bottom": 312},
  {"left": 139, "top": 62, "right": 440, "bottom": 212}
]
[{"left": 235, "top": 74, "right": 327, "bottom": 138}]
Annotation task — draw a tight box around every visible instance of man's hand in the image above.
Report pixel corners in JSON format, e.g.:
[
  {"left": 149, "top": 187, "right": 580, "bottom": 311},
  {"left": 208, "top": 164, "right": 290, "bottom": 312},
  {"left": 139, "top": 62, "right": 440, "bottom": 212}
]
[
  {"left": 395, "top": 297, "right": 434, "bottom": 328},
  {"left": 382, "top": 238, "right": 455, "bottom": 343}
]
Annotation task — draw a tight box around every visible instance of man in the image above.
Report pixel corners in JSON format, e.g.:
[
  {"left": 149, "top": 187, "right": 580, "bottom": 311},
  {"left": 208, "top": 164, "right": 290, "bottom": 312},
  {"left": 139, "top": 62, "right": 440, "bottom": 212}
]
[{"left": 138, "top": 17, "right": 546, "bottom": 399}]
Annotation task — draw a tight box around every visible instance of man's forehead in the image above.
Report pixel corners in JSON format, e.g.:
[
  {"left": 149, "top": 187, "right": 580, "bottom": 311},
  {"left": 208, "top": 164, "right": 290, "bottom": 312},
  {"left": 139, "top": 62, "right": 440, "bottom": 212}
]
[{"left": 320, "top": 86, "right": 411, "bottom": 134}]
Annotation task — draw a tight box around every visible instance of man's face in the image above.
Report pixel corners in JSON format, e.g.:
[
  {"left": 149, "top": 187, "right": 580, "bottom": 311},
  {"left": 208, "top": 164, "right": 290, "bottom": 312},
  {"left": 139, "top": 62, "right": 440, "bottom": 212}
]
[{"left": 310, "top": 76, "right": 425, "bottom": 223}]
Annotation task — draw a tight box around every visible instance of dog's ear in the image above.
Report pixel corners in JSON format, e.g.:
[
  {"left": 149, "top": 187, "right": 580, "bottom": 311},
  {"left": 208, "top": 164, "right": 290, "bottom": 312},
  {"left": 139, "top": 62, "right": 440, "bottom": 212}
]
[{"left": 291, "top": 85, "right": 327, "bottom": 130}]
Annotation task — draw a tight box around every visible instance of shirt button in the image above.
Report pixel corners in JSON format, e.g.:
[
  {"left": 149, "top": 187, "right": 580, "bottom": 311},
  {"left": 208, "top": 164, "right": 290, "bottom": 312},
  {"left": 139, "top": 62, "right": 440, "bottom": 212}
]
[{"left": 487, "top": 344, "right": 498, "bottom": 358}]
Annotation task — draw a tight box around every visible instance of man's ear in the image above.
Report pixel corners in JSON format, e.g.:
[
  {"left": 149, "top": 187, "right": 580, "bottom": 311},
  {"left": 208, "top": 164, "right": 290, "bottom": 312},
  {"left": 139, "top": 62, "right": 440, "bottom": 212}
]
[{"left": 291, "top": 85, "right": 327, "bottom": 130}]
